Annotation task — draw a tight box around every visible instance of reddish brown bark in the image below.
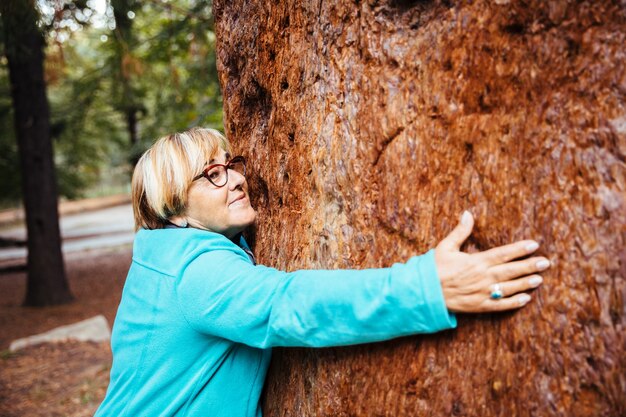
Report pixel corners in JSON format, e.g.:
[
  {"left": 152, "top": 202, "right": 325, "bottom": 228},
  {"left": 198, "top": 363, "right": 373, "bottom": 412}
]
[{"left": 214, "top": 0, "right": 625, "bottom": 415}]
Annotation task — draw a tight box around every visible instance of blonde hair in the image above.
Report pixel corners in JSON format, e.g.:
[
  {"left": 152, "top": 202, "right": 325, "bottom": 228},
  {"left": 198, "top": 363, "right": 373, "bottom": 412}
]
[{"left": 132, "top": 127, "right": 232, "bottom": 230}]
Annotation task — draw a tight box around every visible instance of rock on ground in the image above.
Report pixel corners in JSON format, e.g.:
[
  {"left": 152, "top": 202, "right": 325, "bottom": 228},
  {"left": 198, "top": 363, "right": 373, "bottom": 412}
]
[{"left": 9, "top": 315, "right": 111, "bottom": 352}]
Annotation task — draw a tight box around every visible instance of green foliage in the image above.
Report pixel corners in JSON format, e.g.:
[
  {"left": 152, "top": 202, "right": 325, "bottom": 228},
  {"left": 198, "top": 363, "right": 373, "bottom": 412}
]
[
  {"left": 48, "top": 42, "right": 128, "bottom": 199},
  {"left": 0, "top": 349, "right": 15, "bottom": 360},
  {"left": 0, "top": 0, "right": 223, "bottom": 205},
  {"left": 114, "top": 0, "right": 223, "bottom": 149}
]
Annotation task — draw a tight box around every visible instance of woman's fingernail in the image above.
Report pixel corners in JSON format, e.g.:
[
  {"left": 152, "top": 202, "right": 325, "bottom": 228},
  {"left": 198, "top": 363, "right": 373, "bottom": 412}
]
[
  {"left": 519, "top": 294, "right": 532, "bottom": 305},
  {"left": 529, "top": 276, "right": 543, "bottom": 287},
  {"left": 536, "top": 259, "right": 550, "bottom": 270},
  {"left": 525, "top": 241, "right": 539, "bottom": 252},
  {"left": 462, "top": 210, "right": 472, "bottom": 225}
]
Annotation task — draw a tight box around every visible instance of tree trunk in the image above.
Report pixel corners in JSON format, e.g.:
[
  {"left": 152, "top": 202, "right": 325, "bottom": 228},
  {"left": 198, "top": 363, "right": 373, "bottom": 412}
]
[
  {"left": 111, "top": 0, "right": 142, "bottom": 166},
  {"left": 1, "top": 0, "right": 73, "bottom": 306},
  {"left": 126, "top": 108, "right": 140, "bottom": 166},
  {"left": 214, "top": 0, "right": 625, "bottom": 416}
]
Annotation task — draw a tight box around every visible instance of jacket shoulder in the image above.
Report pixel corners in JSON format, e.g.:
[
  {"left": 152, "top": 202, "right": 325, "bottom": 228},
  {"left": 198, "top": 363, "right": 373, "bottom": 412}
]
[{"left": 132, "top": 228, "right": 249, "bottom": 276}]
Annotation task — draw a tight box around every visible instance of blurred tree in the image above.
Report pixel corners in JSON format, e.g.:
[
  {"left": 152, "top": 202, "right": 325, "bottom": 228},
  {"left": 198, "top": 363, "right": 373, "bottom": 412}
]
[
  {"left": 106, "top": 0, "right": 221, "bottom": 164},
  {"left": 109, "top": 0, "right": 144, "bottom": 164},
  {"left": 0, "top": 0, "right": 72, "bottom": 306},
  {"left": 0, "top": 0, "right": 125, "bottom": 205},
  {"left": 0, "top": 0, "right": 223, "bottom": 306},
  {"left": 46, "top": 34, "right": 128, "bottom": 200},
  {"left": 0, "top": 0, "right": 223, "bottom": 206}
]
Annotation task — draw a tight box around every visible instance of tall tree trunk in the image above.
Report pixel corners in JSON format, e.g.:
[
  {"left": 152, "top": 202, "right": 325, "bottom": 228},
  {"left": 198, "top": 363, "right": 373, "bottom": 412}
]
[
  {"left": 126, "top": 109, "right": 138, "bottom": 146},
  {"left": 214, "top": 0, "right": 625, "bottom": 416},
  {"left": 1, "top": 0, "right": 73, "bottom": 306},
  {"left": 111, "top": 0, "right": 142, "bottom": 165},
  {"left": 126, "top": 108, "right": 140, "bottom": 166}
]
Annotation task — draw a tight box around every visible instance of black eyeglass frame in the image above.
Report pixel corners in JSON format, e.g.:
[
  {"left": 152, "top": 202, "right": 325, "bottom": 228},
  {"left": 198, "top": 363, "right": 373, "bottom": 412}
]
[{"left": 192, "top": 155, "right": 247, "bottom": 188}]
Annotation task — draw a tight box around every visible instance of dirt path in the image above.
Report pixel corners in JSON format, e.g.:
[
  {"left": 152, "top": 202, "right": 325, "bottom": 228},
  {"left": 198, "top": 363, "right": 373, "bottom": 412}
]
[{"left": 0, "top": 245, "right": 131, "bottom": 415}]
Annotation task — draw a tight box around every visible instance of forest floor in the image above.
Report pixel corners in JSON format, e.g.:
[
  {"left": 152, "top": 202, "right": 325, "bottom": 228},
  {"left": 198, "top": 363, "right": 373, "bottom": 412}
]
[{"left": 0, "top": 245, "right": 131, "bottom": 416}]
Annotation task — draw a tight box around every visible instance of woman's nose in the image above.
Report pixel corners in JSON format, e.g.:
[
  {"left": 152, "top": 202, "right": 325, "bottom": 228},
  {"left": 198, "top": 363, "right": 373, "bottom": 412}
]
[{"left": 228, "top": 168, "right": 246, "bottom": 189}]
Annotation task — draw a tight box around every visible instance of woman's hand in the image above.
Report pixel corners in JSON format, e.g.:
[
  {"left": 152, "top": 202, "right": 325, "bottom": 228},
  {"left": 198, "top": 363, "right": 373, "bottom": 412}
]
[{"left": 435, "top": 211, "right": 549, "bottom": 313}]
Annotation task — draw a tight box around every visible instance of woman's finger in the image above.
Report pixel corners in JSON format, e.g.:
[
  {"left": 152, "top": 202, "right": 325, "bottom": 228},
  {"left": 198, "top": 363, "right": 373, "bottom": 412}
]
[
  {"left": 489, "top": 257, "right": 551, "bottom": 281},
  {"left": 487, "top": 275, "right": 543, "bottom": 299},
  {"left": 438, "top": 211, "right": 474, "bottom": 251},
  {"left": 481, "top": 239, "right": 540, "bottom": 265},
  {"left": 482, "top": 293, "right": 534, "bottom": 312}
]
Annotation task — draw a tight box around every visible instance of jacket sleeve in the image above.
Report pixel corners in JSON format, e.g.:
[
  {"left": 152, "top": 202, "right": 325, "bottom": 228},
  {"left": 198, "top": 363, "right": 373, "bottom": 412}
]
[{"left": 175, "top": 248, "right": 457, "bottom": 349}]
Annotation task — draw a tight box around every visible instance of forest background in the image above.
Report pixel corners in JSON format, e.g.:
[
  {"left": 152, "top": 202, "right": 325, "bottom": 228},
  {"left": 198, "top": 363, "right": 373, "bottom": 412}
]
[
  {"left": 0, "top": 0, "right": 221, "bottom": 207},
  {"left": 1, "top": 1, "right": 221, "bottom": 413}
]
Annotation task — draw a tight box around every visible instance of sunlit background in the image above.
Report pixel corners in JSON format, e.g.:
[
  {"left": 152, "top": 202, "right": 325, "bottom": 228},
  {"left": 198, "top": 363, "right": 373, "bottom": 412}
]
[{"left": 0, "top": 0, "right": 221, "bottom": 207}]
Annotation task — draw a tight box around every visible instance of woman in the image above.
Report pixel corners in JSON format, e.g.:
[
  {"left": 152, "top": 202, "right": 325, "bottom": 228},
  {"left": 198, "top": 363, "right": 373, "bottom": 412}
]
[{"left": 95, "top": 127, "right": 549, "bottom": 416}]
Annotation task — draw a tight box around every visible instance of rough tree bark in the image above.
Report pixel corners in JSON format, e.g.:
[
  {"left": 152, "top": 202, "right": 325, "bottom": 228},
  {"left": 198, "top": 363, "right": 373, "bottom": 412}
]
[
  {"left": 214, "top": 1, "right": 625, "bottom": 415},
  {"left": 1, "top": 0, "right": 73, "bottom": 306}
]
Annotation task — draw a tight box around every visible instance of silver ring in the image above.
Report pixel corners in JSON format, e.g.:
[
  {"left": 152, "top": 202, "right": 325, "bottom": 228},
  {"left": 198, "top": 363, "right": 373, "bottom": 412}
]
[{"left": 490, "top": 284, "right": 503, "bottom": 300}]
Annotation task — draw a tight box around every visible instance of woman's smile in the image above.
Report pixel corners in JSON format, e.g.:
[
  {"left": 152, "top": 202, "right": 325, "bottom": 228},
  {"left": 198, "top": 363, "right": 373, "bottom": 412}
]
[{"left": 229, "top": 194, "right": 248, "bottom": 208}]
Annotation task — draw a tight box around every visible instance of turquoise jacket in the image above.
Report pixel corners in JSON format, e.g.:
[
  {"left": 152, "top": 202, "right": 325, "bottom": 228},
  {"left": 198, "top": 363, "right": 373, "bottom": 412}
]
[{"left": 95, "top": 228, "right": 456, "bottom": 417}]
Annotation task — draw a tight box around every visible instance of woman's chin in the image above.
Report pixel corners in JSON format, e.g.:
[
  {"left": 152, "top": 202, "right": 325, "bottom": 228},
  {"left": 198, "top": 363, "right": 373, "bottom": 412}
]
[{"left": 236, "top": 208, "right": 257, "bottom": 228}]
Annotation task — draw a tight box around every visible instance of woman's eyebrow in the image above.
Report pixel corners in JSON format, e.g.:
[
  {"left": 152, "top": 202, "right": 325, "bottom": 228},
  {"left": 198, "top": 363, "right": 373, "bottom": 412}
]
[{"left": 208, "top": 152, "right": 230, "bottom": 165}]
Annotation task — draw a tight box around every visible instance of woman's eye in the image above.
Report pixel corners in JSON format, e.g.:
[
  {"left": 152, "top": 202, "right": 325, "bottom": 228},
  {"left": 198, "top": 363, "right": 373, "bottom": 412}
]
[{"left": 208, "top": 169, "right": 221, "bottom": 180}]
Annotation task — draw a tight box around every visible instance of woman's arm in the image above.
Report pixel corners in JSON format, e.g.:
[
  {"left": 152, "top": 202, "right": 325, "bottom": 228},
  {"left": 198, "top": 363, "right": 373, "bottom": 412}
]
[
  {"left": 175, "top": 211, "right": 548, "bottom": 349},
  {"left": 176, "top": 249, "right": 455, "bottom": 349}
]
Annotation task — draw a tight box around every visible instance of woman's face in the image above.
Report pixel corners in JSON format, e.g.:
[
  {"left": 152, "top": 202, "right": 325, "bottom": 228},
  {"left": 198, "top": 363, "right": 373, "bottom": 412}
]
[{"left": 181, "top": 149, "right": 257, "bottom": 239}]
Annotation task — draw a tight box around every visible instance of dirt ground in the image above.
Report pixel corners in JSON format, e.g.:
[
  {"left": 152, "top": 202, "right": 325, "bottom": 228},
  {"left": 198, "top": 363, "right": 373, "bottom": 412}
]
[{"left": 0, "top": 246, "right": 132, "bottom": 416}]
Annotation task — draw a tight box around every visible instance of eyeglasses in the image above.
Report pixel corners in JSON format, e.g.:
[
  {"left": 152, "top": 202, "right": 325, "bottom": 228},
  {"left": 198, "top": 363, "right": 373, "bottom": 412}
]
[{"left": 193, "top": 156, "right": 246, "bottom": 188}]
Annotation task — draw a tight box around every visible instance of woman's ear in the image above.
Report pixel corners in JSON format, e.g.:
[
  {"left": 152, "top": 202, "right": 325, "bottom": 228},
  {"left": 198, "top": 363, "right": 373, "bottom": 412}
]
[{"left": 169, "top": 215, "right": 188, "bottom": 228}]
